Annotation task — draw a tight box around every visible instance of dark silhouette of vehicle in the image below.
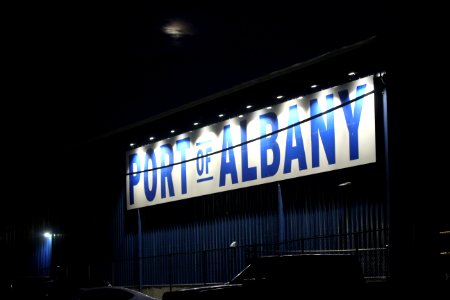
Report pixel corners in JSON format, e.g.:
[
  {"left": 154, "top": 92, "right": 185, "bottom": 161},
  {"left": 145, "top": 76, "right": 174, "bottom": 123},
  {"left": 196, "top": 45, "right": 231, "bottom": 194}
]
[
  {"left": 71, "top": 286, "right": 159, "bottom": 300},
  {"left": 162, "top": 254, "right": 366, "bottom": 300}
]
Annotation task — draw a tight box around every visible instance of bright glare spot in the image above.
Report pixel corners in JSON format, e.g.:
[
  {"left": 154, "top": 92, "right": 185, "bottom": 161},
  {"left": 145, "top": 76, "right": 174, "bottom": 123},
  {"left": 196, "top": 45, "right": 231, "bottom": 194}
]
[
  {"left": 246, "top": 105, "right": 252, "bottom": 109},
  {"left": 348, "top": 72, "right": 356, "bottom": 76},
  {"left": 193, "top": 122, "right": 199, "bottom": 126},
  {"left": 170, "top": 130, "right": 175, "bottom": 133},
  {"left": 129, "top": 143, "right": 135, "bottom": 147},
  {"left": 238, "top": 115, "right": 244, "bottom": 118},
  {"left": 43, "top": 232, "right": 52, "bottom": 239},
  {"left": 149, "top": 137, "right": 154, "bottom": 141},
  {"left": 311, "top": 84, "right": 318, "bottom": 88},
  {"left": 276, "top": 95, "right": 283, "bottom": 99},
  {"left": 266, "top": 106, "right": 272, "bottom": 110},
  {"left": 338, "top": 181, "right": 352, "bottom": 187},
  {"left": 218, "top": 114, "right": 224, "bottom": 118},
  {"left": 162, "top": 19, "right": 195, "bottom": 39}
]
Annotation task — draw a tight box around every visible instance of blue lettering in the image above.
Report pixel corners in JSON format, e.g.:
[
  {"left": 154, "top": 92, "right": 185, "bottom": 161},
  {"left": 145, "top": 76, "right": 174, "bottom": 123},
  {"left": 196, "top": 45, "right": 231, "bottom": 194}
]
[
  {"left": 204, "top": 147, "right": 211, "bottom": 174},
  {"left": 338, "top": 85, "right": 366, "bottom": 160},
  {"left": 176, "top": 138, "right": 190, "bottom": 195},
  {"left": 311, "top": 94, "right": 335, "bottom": 167},
  {"left": 219, "top": 124, "right": 238, "bottom": 186},
  {"left": 128, "top": 153, "right": 140, "bottom": 205},
  {"left": 284, "top": 105, "right": 307, "bottom": 173},
  {"left": 144, "top": 148, "right": 157, "bottom": 201},
  {"left": 160, "top": 144, "right": 175, "bottom": 198},
  {"left": 240, "top": 120, "right": 257, "bottom": 182},
  {"left": 196, "top": 149, "right": 204, "bottom": 175},
  {"left": 260, "top": 112, "right": 280, "bottom": 178}
]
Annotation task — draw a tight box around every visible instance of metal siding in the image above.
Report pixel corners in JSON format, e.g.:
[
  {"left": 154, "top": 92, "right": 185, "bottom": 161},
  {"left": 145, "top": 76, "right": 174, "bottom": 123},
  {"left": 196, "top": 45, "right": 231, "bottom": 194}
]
[{"left": 111, "top": 164, "right": 388, "bottom": 285}]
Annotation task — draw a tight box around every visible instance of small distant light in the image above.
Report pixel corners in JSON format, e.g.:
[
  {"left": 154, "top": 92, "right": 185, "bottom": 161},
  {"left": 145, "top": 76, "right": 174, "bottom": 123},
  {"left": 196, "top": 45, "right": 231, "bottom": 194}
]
[
  {"left": 129, "top": 143, "right": 135, "bottom": 147},
  {"left": 276, "top": 95, "right": 283, "bottom": 99},
  {"left": 149, "top": 137, "right": 154, "bottom": 141},
  {"left": 193, "top": 122, "right": 199, "bottom": 126},
  {"left": 246, "top": 105, "right": 252, "bottom": 109},
  {"left": 338, "top": 181, "right": 352, "bottom": 187},
  {"left": 218, "top": 114, "right": 224, "bottom": 118},
  {"left": 348, "top": 72, "right": 356, "bottom": 76},
  {"left": 311, "top": 84, "right": 318, "bottom": 88},
  {"left": 238, "top": 114, "right": 244, "bottom": 118},
  {"left": 170, "top": 130, "right": 175, "bottom": 133},
  {"left": 266, "top": 106, "right": 272, "bottom": 110},
  {"left": 43, "top": 232, "right": 52, "bottom": 239}
]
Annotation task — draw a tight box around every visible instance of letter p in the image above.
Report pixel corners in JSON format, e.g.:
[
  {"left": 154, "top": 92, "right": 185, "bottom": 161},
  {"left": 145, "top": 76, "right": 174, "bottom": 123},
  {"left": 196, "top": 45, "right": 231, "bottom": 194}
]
[{"left": 128, "top": 153, "right": 141, "bottom": 205}]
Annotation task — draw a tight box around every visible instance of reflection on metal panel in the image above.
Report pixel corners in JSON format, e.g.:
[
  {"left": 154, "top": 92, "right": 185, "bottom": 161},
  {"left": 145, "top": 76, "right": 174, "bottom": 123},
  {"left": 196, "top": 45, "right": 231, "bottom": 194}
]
[{"left": 111, "top": 164, "right": 388, "bottom": 285}]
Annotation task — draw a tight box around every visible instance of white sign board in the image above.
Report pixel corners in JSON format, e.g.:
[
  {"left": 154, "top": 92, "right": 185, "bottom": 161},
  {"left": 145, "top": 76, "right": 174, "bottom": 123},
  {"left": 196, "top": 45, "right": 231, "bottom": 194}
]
[{"left": 126, "top": 76, "right": 376, "bottom": 209}]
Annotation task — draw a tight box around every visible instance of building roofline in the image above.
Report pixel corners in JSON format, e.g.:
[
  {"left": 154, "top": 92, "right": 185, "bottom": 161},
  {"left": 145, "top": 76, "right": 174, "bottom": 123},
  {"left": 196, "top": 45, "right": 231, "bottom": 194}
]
[{"left": 84, "top": 35, "right": 377, "bottom": 145}]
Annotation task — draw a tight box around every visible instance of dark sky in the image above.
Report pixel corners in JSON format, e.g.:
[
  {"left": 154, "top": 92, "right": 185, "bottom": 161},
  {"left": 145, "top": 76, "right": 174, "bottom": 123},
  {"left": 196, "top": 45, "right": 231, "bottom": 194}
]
[
  {"left": 74, "top": 1, "right": 395, "bottom": 141},
  {"left": 7, "top": 1, "right": 398, "bottom": 146}
]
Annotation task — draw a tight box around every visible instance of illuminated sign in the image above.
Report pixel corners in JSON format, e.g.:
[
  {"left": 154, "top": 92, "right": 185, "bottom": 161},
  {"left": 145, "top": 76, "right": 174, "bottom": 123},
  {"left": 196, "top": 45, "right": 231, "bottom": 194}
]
[{"left": 126, "top": 76, "right": 376, "bottom": 209}]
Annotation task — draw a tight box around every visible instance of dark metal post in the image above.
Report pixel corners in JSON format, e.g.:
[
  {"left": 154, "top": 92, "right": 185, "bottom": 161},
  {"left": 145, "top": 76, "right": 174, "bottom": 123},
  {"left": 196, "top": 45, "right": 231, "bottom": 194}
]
[
  {"left": 202, "top": 250, "right": 207, "bottom": 285},
  {"left": 382, "top": 87, "right": 391, "bottom": 280},
  {"left": 137, "top": 209, "right": 143, "bottom": 291},
  {"left": 277, "top": 183, "right": 285, "bottom": 253},
  {"left": 169, "top": 253, "right": 173, "bottom": 292}
]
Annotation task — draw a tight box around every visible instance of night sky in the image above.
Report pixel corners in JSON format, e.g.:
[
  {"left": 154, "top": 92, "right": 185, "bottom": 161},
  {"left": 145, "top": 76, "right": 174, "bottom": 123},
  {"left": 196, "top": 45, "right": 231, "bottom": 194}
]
[{"left": 9, "top": 1, "right": 397, "bottom": 143}]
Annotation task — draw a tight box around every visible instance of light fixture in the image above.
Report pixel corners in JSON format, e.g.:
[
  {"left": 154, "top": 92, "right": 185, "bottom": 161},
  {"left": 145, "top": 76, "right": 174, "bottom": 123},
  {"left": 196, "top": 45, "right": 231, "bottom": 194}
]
[
  {"left": 170, "top": 130, "right": 175, "bottom": 133},
  {"left": 348, "top": 72, "right": 356, "bottom": 76},
  {"left": 238, "top": 115, "right": 244, "bottom": 118},
  {"left": 276, "top": 95, "right": 283, "bottom": 99},
  {"left": 129, "top": 143, "right": 135, "bottom": 147},
  {"left": 246, "top": 105, "right": 252, "bottom": 109},
  {"left": 266, "top": 106, "right": 272, "bottom": 110},
  {"left": 218, "top": 114, "right": 224, "bottom": 118},
  {"left": 376, "top": 71, "right": 386, "bottom": 78},
  {"left": 193, "top": 122, "right": 199, "bottom": 126},
  {"left": 149, "top": 137, "right": 154, "bottom": 141},
  {"left": 338, "top": 181, "right": 352, "bottom": 187},
  {"left": 311, "top": 84, "right": 318, "bottom": 88},
  {"left": 43, "top": 232, "right": 52, "bottom": 239}
]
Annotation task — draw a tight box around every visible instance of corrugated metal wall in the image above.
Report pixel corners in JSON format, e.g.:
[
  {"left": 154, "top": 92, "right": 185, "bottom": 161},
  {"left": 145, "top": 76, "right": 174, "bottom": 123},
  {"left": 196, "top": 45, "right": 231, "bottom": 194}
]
[{"left": 110, "top": 162, "right": 388, "bottom": 286}]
